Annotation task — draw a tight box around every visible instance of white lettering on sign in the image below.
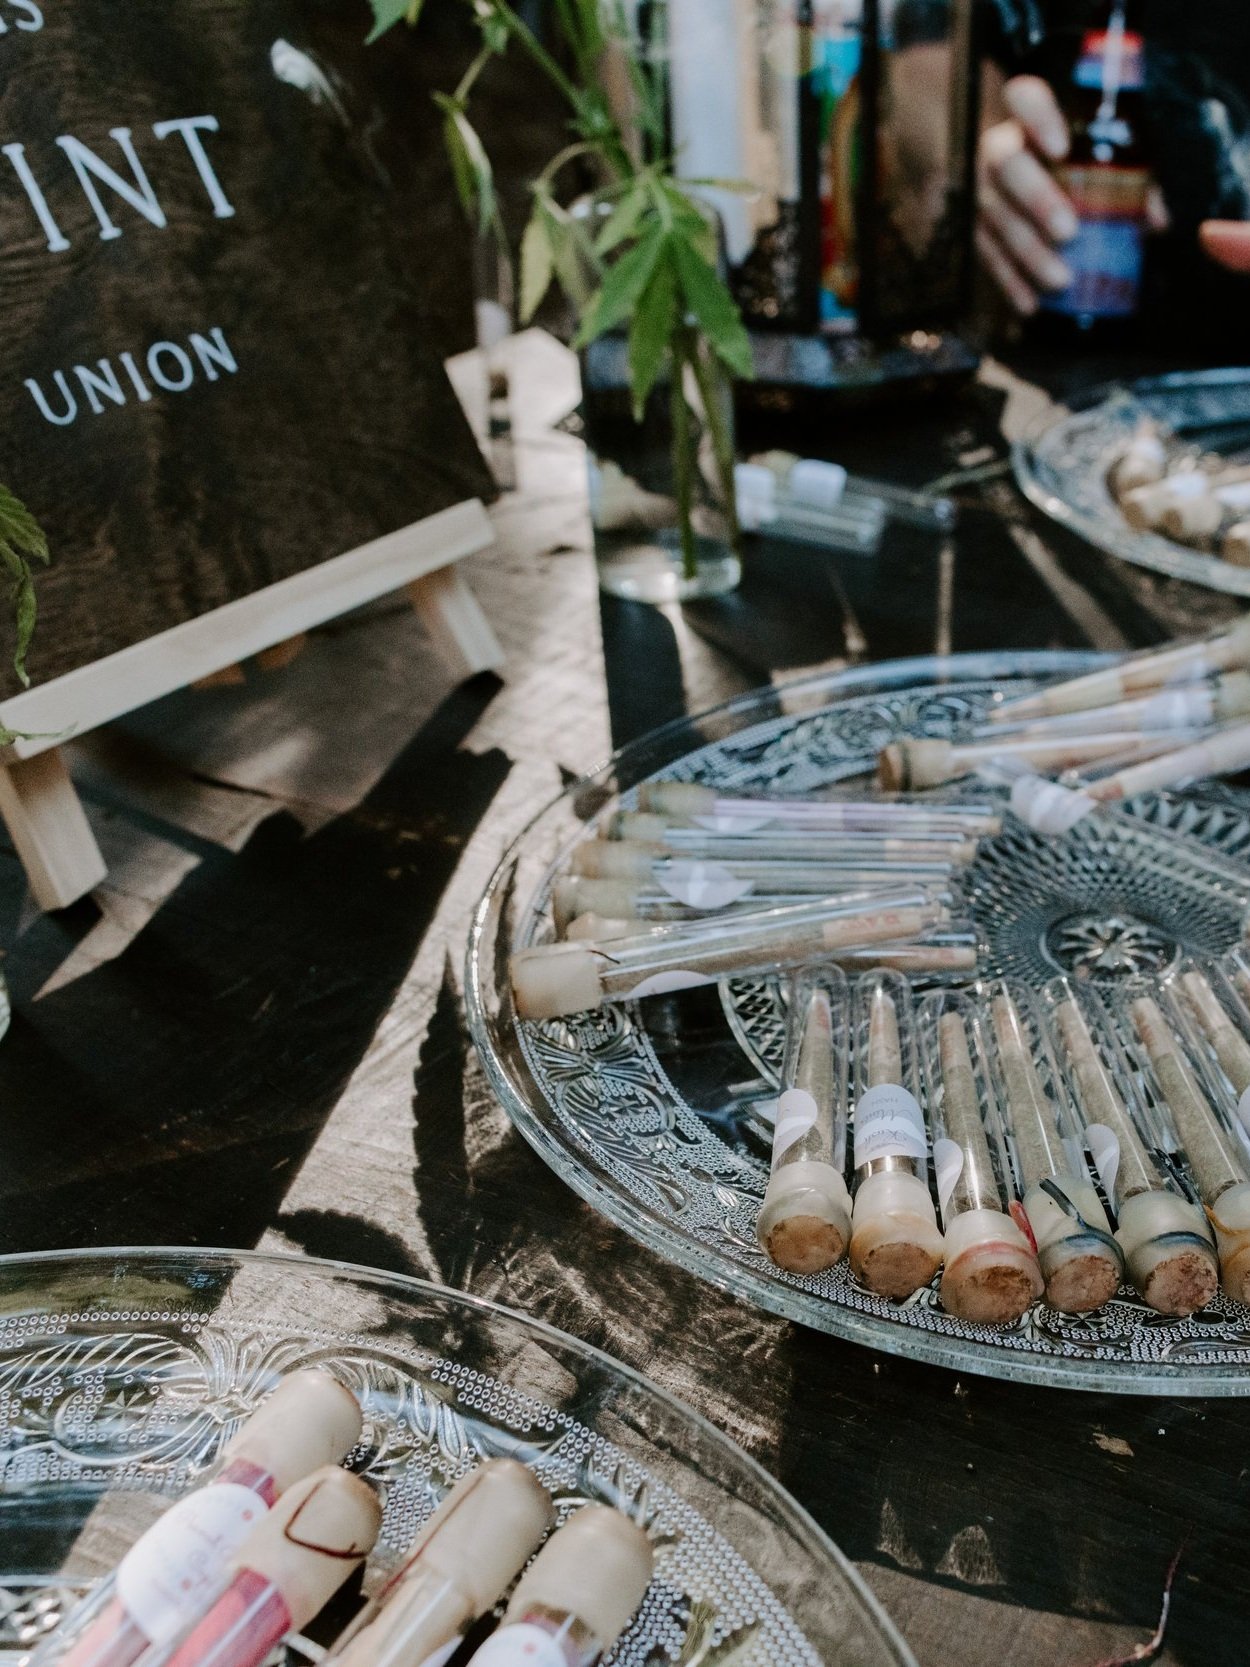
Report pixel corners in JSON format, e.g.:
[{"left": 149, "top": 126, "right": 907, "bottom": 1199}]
[
  {"left": 0, "top": 2, "right": 44, "bottom": 35},
  {"left": 25, "top": 326, "right": 238, "bottom": 425},
  {"left": 2, "top": 115, "right": 234, "bottom": 252}
]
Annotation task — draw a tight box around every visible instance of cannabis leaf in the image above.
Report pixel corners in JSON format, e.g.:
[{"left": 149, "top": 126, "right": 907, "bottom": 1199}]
[
  {"left": 365, "top": 0, "right": 422, "bottom": 43},
  {"left": 434, "top": 94, "right": 496, "bottom": 234},
  {"left": 0, "top": 483, "right": 49, "bottom": 688}
]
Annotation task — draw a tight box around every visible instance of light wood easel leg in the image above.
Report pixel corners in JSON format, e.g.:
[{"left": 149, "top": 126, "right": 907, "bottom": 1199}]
[
  {"left": 407, "top": 564, "right": 503, "bottom": 680},
  {"left": 0, "top": 748, "right": 107, "bottom": 911}
]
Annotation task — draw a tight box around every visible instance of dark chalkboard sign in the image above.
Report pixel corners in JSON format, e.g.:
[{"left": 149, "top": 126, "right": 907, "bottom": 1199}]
[{"left": 0, "top": 0, "right": 495, "bottom": 742}]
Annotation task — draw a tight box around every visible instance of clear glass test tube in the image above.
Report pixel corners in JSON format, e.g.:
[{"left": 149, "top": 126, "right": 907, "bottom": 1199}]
[
  {"left": 1040, "top": 977, "right": 1217, "bottom": 1316},
  {"left": 633, "top": 781, "right": 1003, "bottom": 835},
  {"left": 1117, "top": 987, "right": 1250, "bottom": 1304},
  {"left": 609, "top": 813, "right": 980, "bottom": 862},
  {"left": 982, "top": 980, "right": 1123, "bottom": 1313},
  {"left": 756, "top": 967, "right": 852, "bottom": 1275},
  {"left": 917, "top": 990, "right": 1042, "bottom": 1323},
  {"left": 510, "top": 889, "right": 948, "bottom": 1021},
  {"left": 846, "top": 970, "right": 944, "bottom": 1302}
]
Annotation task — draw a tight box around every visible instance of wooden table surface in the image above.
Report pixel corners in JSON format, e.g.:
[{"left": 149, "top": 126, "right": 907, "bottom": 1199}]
[{"left": 2, "top": 330, "right": 1246, "bottom": 1667}]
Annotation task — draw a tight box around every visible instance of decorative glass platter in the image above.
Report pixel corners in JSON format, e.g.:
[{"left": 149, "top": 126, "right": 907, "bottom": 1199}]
[
  {"left": 467, "top": 651, "right": 1250, "bottom": 1395},
  {"left": 1013, "top": 367, "right": 1250, "bottom": 596},
  {"left": 0, "top": 1247, "right": 907, "bottom": 1667}
]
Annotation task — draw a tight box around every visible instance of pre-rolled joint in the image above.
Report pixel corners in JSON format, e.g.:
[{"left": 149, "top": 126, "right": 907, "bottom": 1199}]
[
  {"left": 850, "top": 1170, "right": 944, "bottom": 1301},
  {"left": 939, "top": 1209, "right": 1043, "bottom": 1324},
  {"left": 757, "top": 1163, "right": 852, "bottom": 1275},
  {"left": 511, "top": 942, "right": 603, "bottom": 1020},
  {"left": 1209, "top": 1179, "right": 1250, "bottom": 1304},
  {"left": 1116, "top": 1190, "right": 1218, "bottom": 1316},
  {"left": 571, "top": 839, "right": 663, "bottom": 879},
  {"left": 877, "top": 740, "right": 953, "bottom": 793},
  {"left": 638, "top": 781, "right": 716, "bottom": 815}
]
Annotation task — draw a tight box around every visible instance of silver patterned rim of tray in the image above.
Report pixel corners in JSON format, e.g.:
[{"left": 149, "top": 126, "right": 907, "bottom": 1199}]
[
  {"left": 0, "top": 1245, "right": 909, "bottom": 1667},
  {"left": 467, "top": 650, "right": 1250, "bottom": 1396},
  {"left": 1012, "top": 366, "right": 1250, "bottom": 596}
]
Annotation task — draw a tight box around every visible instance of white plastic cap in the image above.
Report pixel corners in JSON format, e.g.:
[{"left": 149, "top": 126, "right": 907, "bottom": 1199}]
[
  {"left": 239, "top": 1467, "right": 382, "bottom": 1629},
  {"left": 510, "top": 943, "right": 604, "bottom": 1019}
]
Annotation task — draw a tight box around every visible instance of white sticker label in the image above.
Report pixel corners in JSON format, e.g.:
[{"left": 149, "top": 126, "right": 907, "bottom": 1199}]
[
  {"left": 1010, "top": 773, "right": 1095, "bottom": 836},
  {"left": 1085, "top": 1122, "right": 1121, "bottom": 1201},
  {"left": 622, "top": 970, "right": 716, "bottom": 1000},
  {"left": 116, "top": 1482, "right": 268, "bottom": 1645},
  {"left": 853, "top": 1083, "right": 926, "bottom": 1170},
  {"left": 773, "top": 1087, "right": 820, "bottom": 1162},
  {"left": 933, "top": 1138, "right": 964, "bottom": 1217},
  {"left": 467, "top": 1622, "right": 568, "bottom": 1667},
  {"left": 657, "top": 860, "right": 755, "bottom": 911},
  {"left": 1140, "top": 686, "right": 1213, "bottom": 730}
]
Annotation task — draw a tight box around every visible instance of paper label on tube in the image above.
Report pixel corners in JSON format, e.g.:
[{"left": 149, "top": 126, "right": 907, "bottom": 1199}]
[
  {"left": 693, "top": 813, "right": 773, "bottom": 835},
  {"left": 933, "top": 1138, "right": 964, "bottom": 1217},
  {"left": 467, "top": 1623, "right": 567, "bottom": 1667},
  {"left": 773, "top": 1086, "right": 820, "bottom": 1161},
  {"left": 853, "top": 1083, "right": 926, "bottom": 1169},
  {"left": 1141, "top": 687, "right": 1213, "bottom": 730},
  {"left": 657, "top": 860, "right": 755, "bottom": 910},
  {"left": 1085, "top": 1122, "right": 1121, "bottom": 1201},
  {"left": 116, "top": 1482, "right": 268, "bottom": 1645},
  {"left": 622, "top": 970, "right": 716, "bottom": 1000}
]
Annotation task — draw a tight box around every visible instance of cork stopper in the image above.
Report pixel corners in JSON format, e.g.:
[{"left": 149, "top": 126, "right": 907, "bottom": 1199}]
[
  {"left": 225, "top": 1371, "right": 362, "bottom": 1494},
  {"left": 611, "top": 812, "right": 676, "bottom": 842},
  {"left": 565, "top": 913, "right": 643, "bottom": 942},
  {"left": 570, "top": 840, "right": 663, "bottom": 880},
  {"left": 1217, "top": 670, "right": 1250, "bottom": 719},
  {"left": 1038, "top": 1235, "right": 1123, "bottom": 1314},
  {"left": 510, "top": 943, "right": 604, "bottom": 1020},
  {"left": 1223, "top": 522, "right": 1250, "bottom": 567},
  {"left": 757, "top": 1164, "right": 852, "bottom": 1275},
  {"left": 505, "top": 1506, "right": 653, "bottom": 1650},
  {"left": 551, "top": 878, "right": 639, "bottom": 933},
  {"left": 239, "top": 1467, "right": 382, "bottom": 1630},
  {"left": 1159, "top": 495, "right": 1221, "bottom": 541},
  {"left": 637, "top": 782, "right": 716, "bottom": 816},
  {"left": 404, "top": 1461, "right": 553, "bottom": 1617},
  {"left": 876, "top": 740, "right": 953, "bottom": 793},
  {"left": 939, "top": 1210, "right": 1043, "bottom": 1324}
]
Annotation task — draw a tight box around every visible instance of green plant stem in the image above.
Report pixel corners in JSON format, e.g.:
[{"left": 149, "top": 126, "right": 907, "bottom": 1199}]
[
  {"left": 686, "top": 339, "right": 741, "bottom": 550},
  {"left": 669, "top": 332, "right": 698, "bottom": 582}
]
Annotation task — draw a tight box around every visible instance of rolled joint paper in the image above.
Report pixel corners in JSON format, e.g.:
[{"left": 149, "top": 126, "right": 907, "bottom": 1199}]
[
  {"left": 757, "top": 972, "right": 851, "bottom": 1275},
  {"left": 989, "top": 618, "right": 1250, "bottom": 722},
  {"left": 1085, "top": 720, "right": 1250, "bottom": 803},
  {"left": 510, "top": 892, "right": 947, "bottom": 1021},
  {"left": 326, "top": 1461, "right": 553, "bottom": 1667},
  {"left": 161, "top": 1470, "right": 382, "bottom": 1667},
  {"left": 475, "top": 1505, "right": 654, "bottom": 1665}
]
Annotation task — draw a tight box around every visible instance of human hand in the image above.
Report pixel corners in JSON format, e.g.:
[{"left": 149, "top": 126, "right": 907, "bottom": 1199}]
[
  {"left": 977, "top": 76, "right": 1078, "bottom": 314},
  {"left": 1201, "top": 221, "right": 1250, "bottom": 273}
]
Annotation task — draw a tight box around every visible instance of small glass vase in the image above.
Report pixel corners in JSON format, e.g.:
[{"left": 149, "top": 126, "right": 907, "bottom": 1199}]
[{"left": 580, "top": 330, "right": 742, "bottom": 604}]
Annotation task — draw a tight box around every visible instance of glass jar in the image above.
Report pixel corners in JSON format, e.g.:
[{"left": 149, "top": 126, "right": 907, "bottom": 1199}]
[{"left": 580, "top": 329, "right": 742, "bottom": 604}]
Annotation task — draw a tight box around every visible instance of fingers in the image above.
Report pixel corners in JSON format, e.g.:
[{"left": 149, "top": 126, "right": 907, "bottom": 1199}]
[
  {"left": 1002, "top": 75, "right": 1070, "bottom": 161},
  {"left": 976, "top": 223, "right": 1040, "bottom": 315},
  {"left": 980, "top": 176, "right": 1073, "bottom": 293},
  {"left": 981, "top": 120, "right": 1079, "bottom": 245},
  {"left": 1200, "top": 220, "right": 1250, "bottom": 273}
]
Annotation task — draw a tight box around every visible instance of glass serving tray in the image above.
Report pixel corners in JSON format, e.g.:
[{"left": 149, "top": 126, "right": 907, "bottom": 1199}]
[
  {"left": 1013, "top": 367, "right": 1250, "bottom": 596},
  {"left": 467, "top": 651, "right": 1250, "bottom": 1395},
  {"left": 0, "top": 1247, "right": 905, "bottom": 1667}
]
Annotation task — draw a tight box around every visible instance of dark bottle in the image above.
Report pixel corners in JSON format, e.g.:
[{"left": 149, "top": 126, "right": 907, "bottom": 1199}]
[{"left": 1040, "top": 2, "right": 1150, "bottom": 332}]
